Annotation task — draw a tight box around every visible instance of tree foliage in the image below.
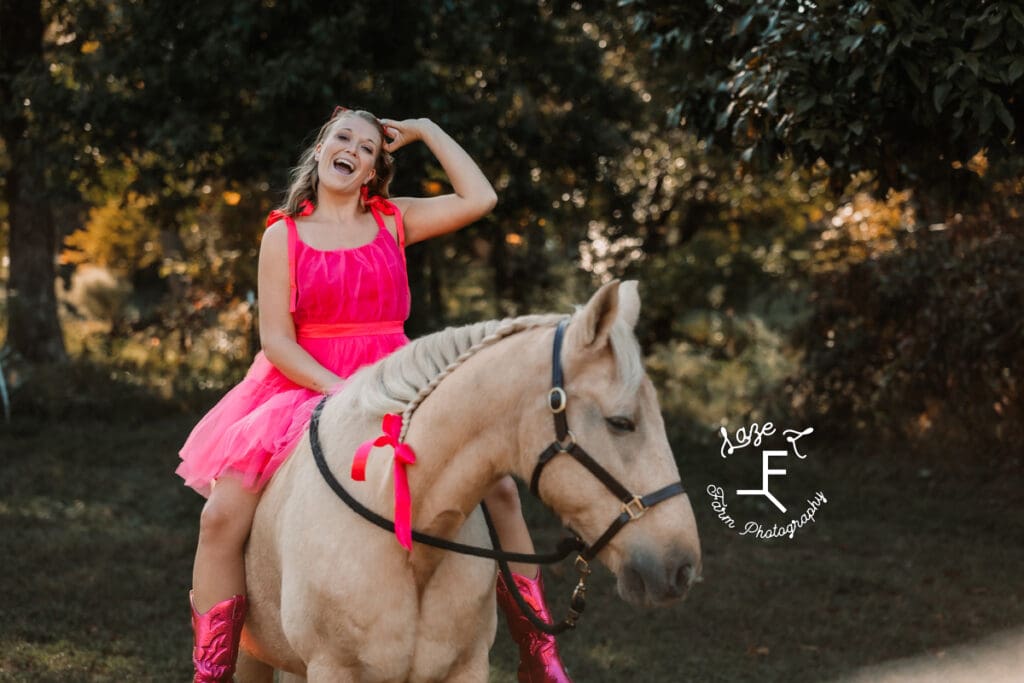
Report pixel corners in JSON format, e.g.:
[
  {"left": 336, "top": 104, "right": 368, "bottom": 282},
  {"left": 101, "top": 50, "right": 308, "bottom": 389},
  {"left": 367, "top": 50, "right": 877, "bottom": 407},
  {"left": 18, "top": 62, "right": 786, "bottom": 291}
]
[
  {"left": 790, "top": 178, "right": 1024, "bottom": 452},
  {"left": 2, "top": 1, "right": 1020, "bottom": 458},
  {"left": 5, "top": 0, "right": 644, "bottom": 354},
  {"left": 618, "top": 0, "right": 1024, "bottom": 203}
]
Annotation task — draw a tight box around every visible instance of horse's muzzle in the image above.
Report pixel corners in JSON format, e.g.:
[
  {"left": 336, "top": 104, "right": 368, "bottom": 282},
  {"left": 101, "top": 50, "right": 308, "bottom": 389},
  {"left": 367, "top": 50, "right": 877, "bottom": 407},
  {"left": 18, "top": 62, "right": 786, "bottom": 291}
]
[{"left": 617, "top": 545, "right": 701, "bottom": 607}]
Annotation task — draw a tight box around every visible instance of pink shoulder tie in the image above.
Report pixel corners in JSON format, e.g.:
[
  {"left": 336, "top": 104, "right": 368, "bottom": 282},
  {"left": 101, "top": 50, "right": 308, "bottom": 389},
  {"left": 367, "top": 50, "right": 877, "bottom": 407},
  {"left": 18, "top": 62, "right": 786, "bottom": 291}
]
[
  {"left": 351, "top": 413, "right": 417, "bottom": 551},
  {"left": 266, "top": 200, "right": 315, "bottom": 312},
  {"left": 363, "top": 190, "right": 407, "bottom": 267}
]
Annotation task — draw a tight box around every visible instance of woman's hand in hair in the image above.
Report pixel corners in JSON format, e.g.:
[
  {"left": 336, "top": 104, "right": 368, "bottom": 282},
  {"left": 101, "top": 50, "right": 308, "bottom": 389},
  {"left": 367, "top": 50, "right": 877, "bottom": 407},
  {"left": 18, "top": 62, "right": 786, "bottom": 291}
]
[{"left": 379, "top": 118, "right": 436, "bottom": 154}]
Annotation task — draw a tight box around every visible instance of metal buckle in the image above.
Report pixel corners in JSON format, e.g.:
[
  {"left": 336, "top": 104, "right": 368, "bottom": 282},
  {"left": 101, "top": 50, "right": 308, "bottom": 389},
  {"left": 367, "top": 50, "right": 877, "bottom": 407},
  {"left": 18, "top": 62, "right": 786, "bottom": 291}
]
[
  {"left": 570, "top": 580, "right": 587, "bottom": 611},
  {"left": 622, "top": 496, "right": 647, "bottom": 520},
  {"left": 548, "top": 387, "right": 567, "bottom": 413},
  {"left": 569, "top": 555, "right": 591, "bottom": 625}
]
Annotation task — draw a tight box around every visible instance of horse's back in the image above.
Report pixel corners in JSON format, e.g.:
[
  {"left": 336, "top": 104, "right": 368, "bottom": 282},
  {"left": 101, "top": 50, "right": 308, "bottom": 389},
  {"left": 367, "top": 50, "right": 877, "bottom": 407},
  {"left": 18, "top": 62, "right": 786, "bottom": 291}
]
[{"left": 242, "top": 396, "right": 497, "bottom": 680}]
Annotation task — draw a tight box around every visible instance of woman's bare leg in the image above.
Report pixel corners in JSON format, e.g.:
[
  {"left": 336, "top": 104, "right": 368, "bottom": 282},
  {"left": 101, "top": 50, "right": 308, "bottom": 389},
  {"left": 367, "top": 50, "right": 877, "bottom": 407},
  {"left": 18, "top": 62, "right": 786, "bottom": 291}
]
[
  {"left": 483, "top": 476, "right": 537, "bottom": 577},
  {"left": 192, "top": 475, "right": 261, "bottom": 611}
]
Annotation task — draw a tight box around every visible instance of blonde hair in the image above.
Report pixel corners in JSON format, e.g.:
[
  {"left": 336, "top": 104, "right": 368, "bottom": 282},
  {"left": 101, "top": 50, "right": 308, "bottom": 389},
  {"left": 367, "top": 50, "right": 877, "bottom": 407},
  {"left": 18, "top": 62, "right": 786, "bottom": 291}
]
[{"left": 277, "top": 108, "right": 396, "bottom": 216}]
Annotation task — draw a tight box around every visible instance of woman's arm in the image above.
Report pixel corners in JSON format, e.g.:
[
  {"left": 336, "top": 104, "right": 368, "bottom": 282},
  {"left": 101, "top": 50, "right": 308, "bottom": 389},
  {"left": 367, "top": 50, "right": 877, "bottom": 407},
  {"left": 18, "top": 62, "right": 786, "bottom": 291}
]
[
  {"left": 380, "top": 118, "right": 497, "bottom": 245},
  {"left": 257, "top": 222, "right": 343, "bottom": 393}
]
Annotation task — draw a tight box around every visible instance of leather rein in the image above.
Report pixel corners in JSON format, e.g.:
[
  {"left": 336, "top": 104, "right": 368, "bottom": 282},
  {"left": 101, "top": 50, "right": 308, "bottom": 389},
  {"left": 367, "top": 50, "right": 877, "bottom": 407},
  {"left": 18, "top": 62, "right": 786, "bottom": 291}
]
[{"left": 310, "top": 318, "right": 686, "bottom": 634}]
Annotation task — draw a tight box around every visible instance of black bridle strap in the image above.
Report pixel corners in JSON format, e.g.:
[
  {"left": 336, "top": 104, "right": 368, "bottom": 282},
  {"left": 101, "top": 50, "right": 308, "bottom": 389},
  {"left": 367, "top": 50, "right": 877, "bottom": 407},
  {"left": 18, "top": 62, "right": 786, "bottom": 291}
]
[
  {"left": 550, "top": 320, "right": 569, "bottom": 441},
  {"left": 482, "top": 504, "right": 579, "bottom": 636},
  {"left": 310, "top": 398, "right": 584, "bottom": 564},
  {"left": 529, "top": 443, "right": 560, "bottom": 496},
  {"left": 565, "top": 443, "right": 639, "bottom": 502},
  {"left": 581, "top": 482, "right": 686, "bottom": 561}
]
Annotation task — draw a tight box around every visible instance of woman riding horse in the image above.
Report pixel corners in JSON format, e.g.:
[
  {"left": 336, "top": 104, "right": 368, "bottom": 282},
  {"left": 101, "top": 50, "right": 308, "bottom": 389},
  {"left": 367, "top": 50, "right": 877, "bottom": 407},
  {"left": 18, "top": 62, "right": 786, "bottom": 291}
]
[{"left": 176, "top": 106, "right": 573, "bottom": 682}]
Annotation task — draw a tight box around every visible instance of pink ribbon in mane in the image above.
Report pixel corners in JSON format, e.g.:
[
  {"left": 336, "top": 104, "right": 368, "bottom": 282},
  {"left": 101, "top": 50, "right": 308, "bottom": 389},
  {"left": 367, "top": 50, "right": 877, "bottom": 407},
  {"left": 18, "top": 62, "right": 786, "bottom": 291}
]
[{"left": 351, "top": 413, "right": 417, "bottom": 551}]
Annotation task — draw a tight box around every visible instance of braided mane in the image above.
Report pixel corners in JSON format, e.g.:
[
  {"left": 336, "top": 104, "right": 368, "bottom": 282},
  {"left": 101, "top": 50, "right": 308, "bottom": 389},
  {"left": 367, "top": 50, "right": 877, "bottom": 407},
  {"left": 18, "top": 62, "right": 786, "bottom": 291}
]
[
  {"left": 350, "top": 313, "right": 565, "bottom": 439},
  {"left": 347, "top": 309, "right": 644, "bottom": 441}
]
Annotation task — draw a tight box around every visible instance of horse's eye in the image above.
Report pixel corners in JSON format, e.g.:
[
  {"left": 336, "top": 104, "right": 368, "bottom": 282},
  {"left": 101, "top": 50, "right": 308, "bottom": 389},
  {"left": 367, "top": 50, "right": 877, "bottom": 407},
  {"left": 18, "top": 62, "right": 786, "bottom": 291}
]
[{"left": 605, "top": 416, "right": 636, "bottom": 433}]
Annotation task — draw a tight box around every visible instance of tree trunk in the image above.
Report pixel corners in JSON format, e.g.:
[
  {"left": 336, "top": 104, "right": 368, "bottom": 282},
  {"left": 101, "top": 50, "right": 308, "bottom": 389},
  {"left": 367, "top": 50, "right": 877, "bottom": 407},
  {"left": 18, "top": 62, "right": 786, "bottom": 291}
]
[{"left": 0, "top": 0, "right": 67, "bottom": 363}]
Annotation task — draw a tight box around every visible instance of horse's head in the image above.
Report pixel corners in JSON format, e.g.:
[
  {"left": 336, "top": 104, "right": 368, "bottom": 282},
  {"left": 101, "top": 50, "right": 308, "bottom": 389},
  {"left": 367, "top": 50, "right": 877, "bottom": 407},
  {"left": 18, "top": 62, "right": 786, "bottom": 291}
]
[{"left": 519, "top": 280, "right": 701, "bottom": 607}]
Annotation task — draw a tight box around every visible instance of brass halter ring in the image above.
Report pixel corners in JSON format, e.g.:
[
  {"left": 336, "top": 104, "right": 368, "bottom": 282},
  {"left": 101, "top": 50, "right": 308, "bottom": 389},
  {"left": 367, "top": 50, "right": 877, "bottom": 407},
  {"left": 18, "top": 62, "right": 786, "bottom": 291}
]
[{"left": 555, "top": 429, "right": 576, "bottom": 452}]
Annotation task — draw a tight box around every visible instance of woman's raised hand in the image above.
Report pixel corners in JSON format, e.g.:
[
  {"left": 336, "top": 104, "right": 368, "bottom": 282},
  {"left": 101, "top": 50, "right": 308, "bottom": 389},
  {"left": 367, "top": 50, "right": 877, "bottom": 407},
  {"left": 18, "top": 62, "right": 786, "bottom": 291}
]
[
  {"left": 379, "top": 118, "right": 436, "bottom": 153},
  {"left": 378, "top": 116, "right": 497, "bottom": 245}
]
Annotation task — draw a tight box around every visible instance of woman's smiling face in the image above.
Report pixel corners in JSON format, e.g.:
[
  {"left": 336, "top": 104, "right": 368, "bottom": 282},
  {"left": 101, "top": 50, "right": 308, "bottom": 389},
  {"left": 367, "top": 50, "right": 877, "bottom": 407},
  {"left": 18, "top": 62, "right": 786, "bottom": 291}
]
[{"left": 317, "top": 114, "right": 383, "bottom": 192}]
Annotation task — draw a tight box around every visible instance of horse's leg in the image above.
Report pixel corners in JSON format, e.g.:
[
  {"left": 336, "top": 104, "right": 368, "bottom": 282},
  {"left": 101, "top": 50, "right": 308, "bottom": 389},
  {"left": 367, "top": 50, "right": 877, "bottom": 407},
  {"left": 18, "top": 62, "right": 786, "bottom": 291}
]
[
  {"left": 234, "top": 651, "right": 274, "bottom": 683},
  {"left": 441, "top": 641, "right": 490, "bottom": 683}
]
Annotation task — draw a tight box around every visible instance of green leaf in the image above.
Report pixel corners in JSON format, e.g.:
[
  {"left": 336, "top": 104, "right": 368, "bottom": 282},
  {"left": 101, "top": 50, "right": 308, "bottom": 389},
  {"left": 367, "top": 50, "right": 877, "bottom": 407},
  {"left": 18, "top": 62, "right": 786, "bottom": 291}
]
[
  {"left": 933, "top": 82, "right": 952, "bottom": 112},
  {"left": 733, "top": 11, "right": 754, "bottom": 37},
  {"left": 1011, "top": 4, "right": 1024, "bottom": 27},
  {"left": 1009, "top": 57, "right": 1024, "bottom": 83},
  {"left": 978, "top": 101, "right": 994, "bottom": 134},
  {"left": 993, "top": 98, "right": 1015, "bottom": 135},
  {"left": 904, "top": 62, "right": 927, "bottom": 93},
  {"left": 972, "top": 23, "right": 1002, "bottom": 51},
  {"left": 964, "top": 53, "right": 981, "bottom": 76},
  {"left": 795, "top": 96, "right": 816, "bottom": 114},
  {"left": 839, "top": 34, "right": 865, "bottom": 52}
]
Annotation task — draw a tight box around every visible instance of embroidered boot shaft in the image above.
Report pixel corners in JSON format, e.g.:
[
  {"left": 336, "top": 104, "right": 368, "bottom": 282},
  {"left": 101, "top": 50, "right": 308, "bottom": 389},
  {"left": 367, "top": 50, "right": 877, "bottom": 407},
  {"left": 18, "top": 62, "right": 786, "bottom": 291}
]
[
  {"left": 189, "top": 591, "right": 247, "bottom": 683},
  {"left": 496, "top": 571, "right": 573, "bottom": 683}
]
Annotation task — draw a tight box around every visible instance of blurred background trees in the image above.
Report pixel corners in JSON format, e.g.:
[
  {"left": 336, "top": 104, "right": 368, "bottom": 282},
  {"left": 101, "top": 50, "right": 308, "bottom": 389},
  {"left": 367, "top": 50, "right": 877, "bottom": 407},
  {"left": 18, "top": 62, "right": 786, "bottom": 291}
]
[
  {"left": 616, "top": 0, "right": 1024, "bottom": 454},
  {"left": 1, "top": 0, "right": 1020, "bottom": 455}
]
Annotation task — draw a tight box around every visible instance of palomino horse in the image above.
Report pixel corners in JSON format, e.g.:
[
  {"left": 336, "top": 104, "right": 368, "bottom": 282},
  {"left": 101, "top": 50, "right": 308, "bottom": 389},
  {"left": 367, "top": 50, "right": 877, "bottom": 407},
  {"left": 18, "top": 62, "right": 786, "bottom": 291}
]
[{"left": 236, "top": 280, "right": 702, "bottom": 682}]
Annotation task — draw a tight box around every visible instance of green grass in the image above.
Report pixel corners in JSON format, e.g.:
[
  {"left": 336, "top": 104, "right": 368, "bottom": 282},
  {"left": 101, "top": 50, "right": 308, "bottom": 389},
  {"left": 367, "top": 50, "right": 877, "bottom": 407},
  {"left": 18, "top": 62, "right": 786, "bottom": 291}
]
[{"left": 1, "top": 413, "right": 1021, "bottom": 682}]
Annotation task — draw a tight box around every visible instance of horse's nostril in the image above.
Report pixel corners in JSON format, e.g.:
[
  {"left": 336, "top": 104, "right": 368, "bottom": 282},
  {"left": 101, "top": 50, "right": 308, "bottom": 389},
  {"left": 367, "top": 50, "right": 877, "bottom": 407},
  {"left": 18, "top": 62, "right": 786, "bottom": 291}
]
[{"left": 673, "top": 563, "right": 693, "bottom": 592}]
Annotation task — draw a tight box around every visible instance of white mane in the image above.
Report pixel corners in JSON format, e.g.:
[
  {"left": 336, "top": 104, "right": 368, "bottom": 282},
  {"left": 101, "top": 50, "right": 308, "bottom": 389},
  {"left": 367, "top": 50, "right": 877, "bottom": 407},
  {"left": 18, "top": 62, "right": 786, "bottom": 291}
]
[{"left": 345, "top": 309, "right": 644, "bottom": 439}]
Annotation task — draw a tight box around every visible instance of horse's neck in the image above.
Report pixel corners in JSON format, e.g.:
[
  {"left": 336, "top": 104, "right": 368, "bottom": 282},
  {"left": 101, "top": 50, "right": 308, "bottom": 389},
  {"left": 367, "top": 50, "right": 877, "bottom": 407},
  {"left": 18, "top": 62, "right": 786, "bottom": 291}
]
[{"left": 402, "top": 330, "right": 544, "bottom": 541}]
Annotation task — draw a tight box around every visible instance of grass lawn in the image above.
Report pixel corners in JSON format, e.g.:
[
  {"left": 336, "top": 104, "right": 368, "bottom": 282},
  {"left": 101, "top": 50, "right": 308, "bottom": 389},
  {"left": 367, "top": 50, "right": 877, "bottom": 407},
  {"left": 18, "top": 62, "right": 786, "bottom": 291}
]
[{"left": 1, "top": 412, "right": 1021, "bottom": 682}]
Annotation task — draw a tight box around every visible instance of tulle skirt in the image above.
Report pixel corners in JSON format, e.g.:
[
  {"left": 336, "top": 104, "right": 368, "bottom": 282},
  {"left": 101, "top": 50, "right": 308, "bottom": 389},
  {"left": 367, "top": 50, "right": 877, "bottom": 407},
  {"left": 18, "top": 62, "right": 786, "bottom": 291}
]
[{"left": 176, "top": 333, "right": 406, "bottom": 497}]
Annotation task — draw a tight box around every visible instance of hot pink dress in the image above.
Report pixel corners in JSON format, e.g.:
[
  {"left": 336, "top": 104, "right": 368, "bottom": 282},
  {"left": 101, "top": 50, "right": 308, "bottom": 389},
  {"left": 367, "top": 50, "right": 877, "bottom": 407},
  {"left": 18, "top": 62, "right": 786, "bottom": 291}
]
[{"left": 175, "top": 199, "right": 410, "bottom": 497}]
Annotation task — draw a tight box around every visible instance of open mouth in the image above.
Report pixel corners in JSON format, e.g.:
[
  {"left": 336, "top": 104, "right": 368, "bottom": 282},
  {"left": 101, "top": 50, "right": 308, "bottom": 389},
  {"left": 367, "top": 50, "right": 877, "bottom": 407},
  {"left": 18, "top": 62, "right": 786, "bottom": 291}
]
[{"left": 332, "top": 158, "right": 355, "bottom": 175}]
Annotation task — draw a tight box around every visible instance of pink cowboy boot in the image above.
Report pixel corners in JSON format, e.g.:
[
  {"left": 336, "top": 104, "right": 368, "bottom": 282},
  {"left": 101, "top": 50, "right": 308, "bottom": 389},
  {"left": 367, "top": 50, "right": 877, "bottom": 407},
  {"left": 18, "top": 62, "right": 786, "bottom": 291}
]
[
  {"left": 189, "top": 591, "right": 247, "bottom": 683},
  {"left": 496, "top": 571, "right": 573, "bottom": 683}
]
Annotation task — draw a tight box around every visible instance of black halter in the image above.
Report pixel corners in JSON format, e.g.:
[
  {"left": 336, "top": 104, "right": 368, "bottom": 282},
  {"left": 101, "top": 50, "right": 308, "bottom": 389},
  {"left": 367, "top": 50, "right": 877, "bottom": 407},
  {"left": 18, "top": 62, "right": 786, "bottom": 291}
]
[
  {"left": 528, "top": 319, "right": 686, "bottom": 564},
  {"left": 489, "top": 319, "right": 686, "bottom": 633},
  {"left": 310, "top": 317, "right": 686, "bottom": 634}
]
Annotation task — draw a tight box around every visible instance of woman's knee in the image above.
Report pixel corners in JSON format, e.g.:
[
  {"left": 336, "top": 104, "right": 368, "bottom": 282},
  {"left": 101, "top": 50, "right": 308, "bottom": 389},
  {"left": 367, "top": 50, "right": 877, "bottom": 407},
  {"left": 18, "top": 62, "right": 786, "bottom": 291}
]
[
  {"left": 198, "top": 481, "right": 259, "bottom": 547},
  {"left": 485, "top": 476, "right": 523, "bottom": 513}
]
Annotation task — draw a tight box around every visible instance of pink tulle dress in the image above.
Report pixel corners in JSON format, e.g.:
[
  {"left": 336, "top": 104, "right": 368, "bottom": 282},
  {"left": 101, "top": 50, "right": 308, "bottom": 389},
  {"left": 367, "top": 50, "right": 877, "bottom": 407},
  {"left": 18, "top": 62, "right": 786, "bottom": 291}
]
[{"left": 175, "top": 198, "right": 410, "bottom": 497}]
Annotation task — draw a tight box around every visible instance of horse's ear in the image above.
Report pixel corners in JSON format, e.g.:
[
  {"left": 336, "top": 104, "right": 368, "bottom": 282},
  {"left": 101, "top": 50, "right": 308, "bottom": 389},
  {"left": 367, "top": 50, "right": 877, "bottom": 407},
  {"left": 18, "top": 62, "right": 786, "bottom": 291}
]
[
  {"left": 570, "top": 279, "right": 621, "bottom": 350},
  {"left": 618, "top": 280, "right": 640, "bottom": 329}
]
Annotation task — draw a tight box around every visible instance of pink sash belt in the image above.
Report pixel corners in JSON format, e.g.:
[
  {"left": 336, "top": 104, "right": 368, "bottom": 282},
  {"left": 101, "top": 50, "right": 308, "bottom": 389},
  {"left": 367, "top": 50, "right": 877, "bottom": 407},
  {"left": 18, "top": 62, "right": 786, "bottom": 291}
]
[{"left": 296, "top": 320, "right": 405, "bottom": 339}]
